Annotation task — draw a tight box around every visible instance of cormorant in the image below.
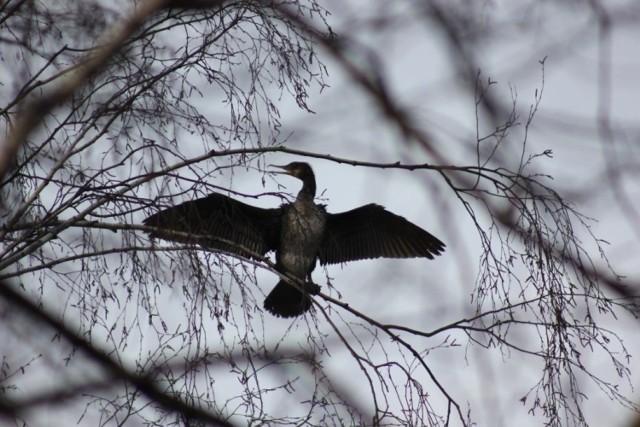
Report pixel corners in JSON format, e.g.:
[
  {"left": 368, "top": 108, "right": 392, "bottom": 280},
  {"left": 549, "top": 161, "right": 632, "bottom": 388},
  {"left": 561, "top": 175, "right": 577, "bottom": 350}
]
[{"left": 144, "top": 162, "right": 445, "bottom": 318}]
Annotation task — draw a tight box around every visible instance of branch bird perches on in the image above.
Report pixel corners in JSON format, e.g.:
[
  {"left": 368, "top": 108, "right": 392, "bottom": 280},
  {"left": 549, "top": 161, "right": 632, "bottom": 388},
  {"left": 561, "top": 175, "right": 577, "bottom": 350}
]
[{"left": 144, "top": 162, "right": 445, "bottom": 317}]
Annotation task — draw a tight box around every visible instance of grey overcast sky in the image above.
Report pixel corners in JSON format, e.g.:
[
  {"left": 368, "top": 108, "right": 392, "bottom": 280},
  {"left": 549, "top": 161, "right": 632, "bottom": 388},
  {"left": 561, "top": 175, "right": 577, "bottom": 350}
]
[{"left": 3, "top": 1, "right": 640, "bottom": 426}]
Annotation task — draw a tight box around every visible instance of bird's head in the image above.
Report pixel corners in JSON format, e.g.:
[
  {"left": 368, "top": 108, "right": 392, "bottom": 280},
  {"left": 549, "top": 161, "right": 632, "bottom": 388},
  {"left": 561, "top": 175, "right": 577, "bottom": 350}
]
[{"left": 270, "top": 162, "right": 315, "bottom": 182}]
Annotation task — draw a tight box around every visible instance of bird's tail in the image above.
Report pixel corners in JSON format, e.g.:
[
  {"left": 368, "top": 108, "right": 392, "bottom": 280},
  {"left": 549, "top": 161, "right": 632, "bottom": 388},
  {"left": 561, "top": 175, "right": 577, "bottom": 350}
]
[{"left": 263, "top": 280, "right": 319, "bottom": 318}]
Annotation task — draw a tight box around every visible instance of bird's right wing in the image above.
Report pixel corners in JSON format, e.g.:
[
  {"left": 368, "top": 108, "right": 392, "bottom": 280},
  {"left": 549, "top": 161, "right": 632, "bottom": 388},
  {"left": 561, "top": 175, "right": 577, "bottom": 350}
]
[
  {"left": 144, "top": 193, "right": 282, "bottom": 258},
  {"left": 318, "top": 204, "right": 445, "bottom": 265}
]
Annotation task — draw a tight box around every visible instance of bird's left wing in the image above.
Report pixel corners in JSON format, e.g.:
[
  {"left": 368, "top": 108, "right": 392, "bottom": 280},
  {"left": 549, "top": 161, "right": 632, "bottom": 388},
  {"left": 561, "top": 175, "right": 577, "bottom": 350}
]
[
  {"left": 144, "top": 193, "right": 282, "bottom": 259},
  {"left": 318, "top": 204, "right": 445, "bottom": 265}
]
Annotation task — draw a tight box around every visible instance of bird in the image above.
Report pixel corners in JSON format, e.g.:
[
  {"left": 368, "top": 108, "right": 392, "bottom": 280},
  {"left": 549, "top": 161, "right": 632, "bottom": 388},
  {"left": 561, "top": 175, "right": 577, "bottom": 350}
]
[{"left": 144, "top": 162, "right": 445, "bottom": 318}]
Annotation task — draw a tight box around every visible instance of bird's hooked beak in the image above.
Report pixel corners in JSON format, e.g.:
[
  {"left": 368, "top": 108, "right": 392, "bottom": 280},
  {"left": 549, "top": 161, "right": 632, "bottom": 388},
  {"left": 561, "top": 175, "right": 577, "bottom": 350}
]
[{"left": 269, "top": 164, "right": 292, "bottom": 176}]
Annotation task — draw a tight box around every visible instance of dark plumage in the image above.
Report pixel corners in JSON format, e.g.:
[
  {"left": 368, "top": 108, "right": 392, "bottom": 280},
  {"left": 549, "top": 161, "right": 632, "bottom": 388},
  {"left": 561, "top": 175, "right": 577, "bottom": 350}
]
[{"left": 144, "top": 162, "right": 445, "bottom": 318}]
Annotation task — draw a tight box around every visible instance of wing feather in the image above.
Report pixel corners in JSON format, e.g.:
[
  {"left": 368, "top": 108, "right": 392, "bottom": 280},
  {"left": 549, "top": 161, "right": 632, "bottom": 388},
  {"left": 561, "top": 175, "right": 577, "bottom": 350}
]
[
  {"left": 144, "top": 193, "right": 281, "bottom": 258},
  {"left": 319, "top": 204, "right": 445, "bottom": 265}
]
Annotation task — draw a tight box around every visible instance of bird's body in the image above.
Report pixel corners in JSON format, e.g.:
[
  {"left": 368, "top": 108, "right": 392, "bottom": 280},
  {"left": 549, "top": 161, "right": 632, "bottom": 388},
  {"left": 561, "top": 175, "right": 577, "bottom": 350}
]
[
  {"left": 276, "top": 164, "right": 326, "bottom": 280},
  {"left": 144, "top": 162, "right": 445, "bottom": 318},
  {"left": 278, "top": 200, "right": 326, "bottom": 280}
]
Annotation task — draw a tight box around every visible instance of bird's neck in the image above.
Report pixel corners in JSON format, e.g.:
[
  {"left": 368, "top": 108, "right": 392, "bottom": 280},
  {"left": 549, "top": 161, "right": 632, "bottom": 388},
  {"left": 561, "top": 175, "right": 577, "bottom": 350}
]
[{"left": 296, "top": 177, "right": 316, "bottom": 202}]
